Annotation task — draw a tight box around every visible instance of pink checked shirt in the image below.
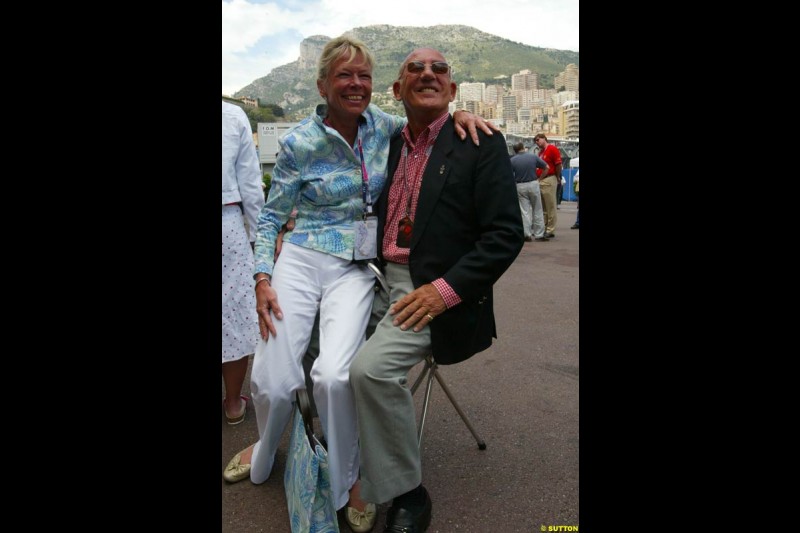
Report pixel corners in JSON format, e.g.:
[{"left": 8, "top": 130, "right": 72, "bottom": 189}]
[{"left": 382, "top": 112, "right": 462, "bottom": 309}]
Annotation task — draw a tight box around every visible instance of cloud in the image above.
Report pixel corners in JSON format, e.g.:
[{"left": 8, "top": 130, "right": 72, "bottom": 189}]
[{"left": 222, "top": 0, "right": 578, "bottom": 95}]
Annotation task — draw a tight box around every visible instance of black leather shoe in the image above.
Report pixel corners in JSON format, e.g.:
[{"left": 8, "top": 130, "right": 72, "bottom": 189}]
[
  {"left": 544, "top": 232, "right": 555, "bottom": 238},
  {"left": 534, "top": 237, "right": 549, "bottom": 241},
  {"left": 524, "top": 236, "right": 533, "bottom": 242},
  {"left": 570, "top": 224, "right": 579, "bottom": 229},
  {"left": 384, "top": 486, "right": 432, "bottom": 532}
]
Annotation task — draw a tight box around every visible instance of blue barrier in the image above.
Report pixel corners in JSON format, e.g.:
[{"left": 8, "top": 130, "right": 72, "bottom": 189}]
[{"left": 561, "top": 168, "right": 578, "bottom": 202}]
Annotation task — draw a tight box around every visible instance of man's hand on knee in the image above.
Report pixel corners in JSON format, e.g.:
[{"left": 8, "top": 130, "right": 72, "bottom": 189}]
[{"left": 390, "top": 284, "right": 446, "bottom": 332}]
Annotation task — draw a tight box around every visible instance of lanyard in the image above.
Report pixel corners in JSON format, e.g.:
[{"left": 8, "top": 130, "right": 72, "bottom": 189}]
[{"left": 357, "top": 138, "right": 373, "bottom": 216}]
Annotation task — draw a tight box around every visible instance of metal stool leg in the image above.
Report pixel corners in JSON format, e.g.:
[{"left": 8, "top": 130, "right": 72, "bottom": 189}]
[
  {"left": 417, "top": 363, "right": 436, "bottom": 448},
  {"left": 431, "top": 367, "right": 486, "bottom": 449},
  {"left": 412, "top": 355, "right": 487, "bottom": 450},
  {"left": 409, "top": 358, "right": 431, "bottom": 395}
]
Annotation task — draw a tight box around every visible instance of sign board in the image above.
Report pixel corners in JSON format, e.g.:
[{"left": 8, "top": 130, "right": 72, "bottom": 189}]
[{"left": 257, "top": 122, "right": 299, "bottom": 164}]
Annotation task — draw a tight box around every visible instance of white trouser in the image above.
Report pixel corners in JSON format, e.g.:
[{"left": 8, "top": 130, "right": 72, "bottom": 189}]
[{"left": 249, "top": 243, "right": 375, "bottom": 510}]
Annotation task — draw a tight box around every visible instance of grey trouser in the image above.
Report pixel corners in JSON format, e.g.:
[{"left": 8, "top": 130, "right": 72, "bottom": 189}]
[
  {"left": 516, "top": 180, "right": 546, "bottom": 238},
  {"left": 349, "top": 262, "right": 430, "bottom": 504}
]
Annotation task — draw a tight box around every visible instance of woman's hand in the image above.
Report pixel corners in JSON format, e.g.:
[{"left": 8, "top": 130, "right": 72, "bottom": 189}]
[
  {"left": 274, "top": 216, "right": 295, "bottom": 261},
  {"left": 255, "top": 279, "right": 283, "bottom": 341},
  {"left": 452, "top": 110, "right": 501, "bottom": 145}
]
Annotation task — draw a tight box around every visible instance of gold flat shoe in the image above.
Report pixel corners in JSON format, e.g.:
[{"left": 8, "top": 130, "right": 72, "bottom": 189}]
[
  {"left": 345, "top": 502, "right": 376, "bottom": 532},
  {"left": 223, "top": 450, "right": 251, "bottom": 483}
]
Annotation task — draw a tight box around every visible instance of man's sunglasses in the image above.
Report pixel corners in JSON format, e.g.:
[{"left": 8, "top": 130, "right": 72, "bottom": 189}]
[{"left": 406, "top": 61, "right": 451, "bottom": 75}]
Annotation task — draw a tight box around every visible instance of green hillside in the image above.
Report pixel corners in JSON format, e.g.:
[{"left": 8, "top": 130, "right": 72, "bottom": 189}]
[{"left": 235, "top": 24, "right": 578, "bottom": 120}]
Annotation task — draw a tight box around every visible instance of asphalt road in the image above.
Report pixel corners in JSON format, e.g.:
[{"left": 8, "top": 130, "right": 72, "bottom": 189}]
[{"left": 222, "top": 202, "right": 579, "bottom": 532}]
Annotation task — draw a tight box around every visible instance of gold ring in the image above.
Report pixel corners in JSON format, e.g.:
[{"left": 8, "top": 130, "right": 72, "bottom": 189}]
[{"left": 426, "top": 313, "right": 434, "bottom": 321}]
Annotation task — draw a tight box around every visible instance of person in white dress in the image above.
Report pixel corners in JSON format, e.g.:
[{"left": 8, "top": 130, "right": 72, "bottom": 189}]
[{"left": 221, "top": 101, "right": 265, "bottom": 424}]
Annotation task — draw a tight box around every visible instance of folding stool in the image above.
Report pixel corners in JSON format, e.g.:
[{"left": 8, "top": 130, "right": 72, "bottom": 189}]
[{"left": 409, "top": 354, "right": 487, "bottom": 450}]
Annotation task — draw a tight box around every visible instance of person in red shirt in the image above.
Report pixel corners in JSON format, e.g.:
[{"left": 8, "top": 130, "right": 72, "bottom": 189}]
[{"left": 533, "top": 133, "right": 562, "bottom": 238}]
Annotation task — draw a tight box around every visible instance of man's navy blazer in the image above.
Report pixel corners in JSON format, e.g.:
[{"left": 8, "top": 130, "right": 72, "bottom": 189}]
[{"left": 376, "top": 118, "right": 524, "bottom": 365}]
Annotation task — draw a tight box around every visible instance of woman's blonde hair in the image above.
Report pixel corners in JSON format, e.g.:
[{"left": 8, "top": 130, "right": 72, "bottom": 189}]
[{"left": 317, "top": 35, "right": 375, "bottom": 83}]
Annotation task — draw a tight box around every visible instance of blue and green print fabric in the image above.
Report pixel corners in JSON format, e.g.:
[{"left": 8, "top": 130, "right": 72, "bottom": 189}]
[{"left": 284, "top": 403, "right": 339, "bottom": 533}]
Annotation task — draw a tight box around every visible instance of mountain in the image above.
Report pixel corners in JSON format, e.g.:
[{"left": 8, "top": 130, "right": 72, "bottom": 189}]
[{"left": 233, "top": 24, "right": 578, "bottom": 119}]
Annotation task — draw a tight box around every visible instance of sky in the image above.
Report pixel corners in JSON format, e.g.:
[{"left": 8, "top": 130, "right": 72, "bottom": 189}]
[{"left": 222, "top": 0, "right": 579, "bottom": 96}]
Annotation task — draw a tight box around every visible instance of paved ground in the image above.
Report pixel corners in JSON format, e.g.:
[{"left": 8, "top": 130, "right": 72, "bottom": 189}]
[{"left": 222, "top": 202, "right": 579, "bottom": 532}]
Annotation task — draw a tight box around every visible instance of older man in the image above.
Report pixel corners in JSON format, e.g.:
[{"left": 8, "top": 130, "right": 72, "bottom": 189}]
[{"left": 350, "top": 48, "right": 523, "bottom": 532}]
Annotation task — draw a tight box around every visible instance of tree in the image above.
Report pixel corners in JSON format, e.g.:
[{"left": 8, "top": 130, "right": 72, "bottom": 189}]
[
  {"left": 244, "top": 106, "right": 276, "bottom": 131},
  {"left": 267, "top": 104, "right": 284, "bottom": 117}
]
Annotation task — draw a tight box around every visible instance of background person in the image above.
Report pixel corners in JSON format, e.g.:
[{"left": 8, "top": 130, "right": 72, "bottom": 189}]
[
  {"left": 221, "top": 101, "right": 265, "bottom": 425},
  {"left": 510, "top": 141, "right": 549, "bottom": 242},
  {"left": 571, "top": 169, "right": 579, "bottom": 229},
  {"left": 350, "top": 47, "right": 524, "bottom": 533},
  {"left": 533, "top": 133, "right": 562, "bottom": 239}
]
